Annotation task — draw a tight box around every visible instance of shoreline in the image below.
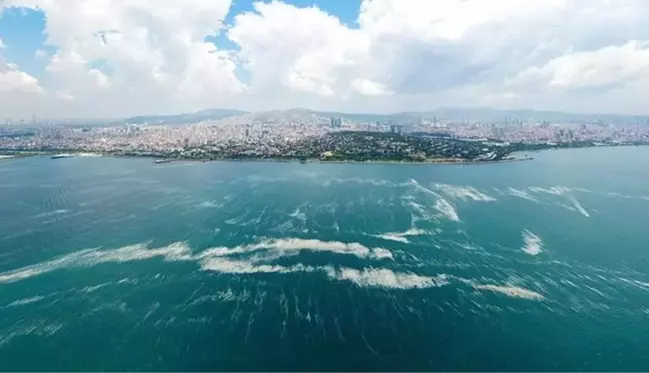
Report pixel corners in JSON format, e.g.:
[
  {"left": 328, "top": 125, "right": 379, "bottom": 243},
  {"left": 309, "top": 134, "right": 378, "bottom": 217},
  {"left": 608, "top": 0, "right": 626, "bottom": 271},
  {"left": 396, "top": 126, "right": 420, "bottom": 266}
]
[
  {"left": 0, "top": 149, "right": 533, "bottom": 166},
  {"left": 0, "top": 151, "right": 531, "bottom": 166},
  {"left": 105, "top": 153, "right": 532, "bottom": 166},
  {"left": 7, "top": 141, "right": 648, "bottom": 166}
]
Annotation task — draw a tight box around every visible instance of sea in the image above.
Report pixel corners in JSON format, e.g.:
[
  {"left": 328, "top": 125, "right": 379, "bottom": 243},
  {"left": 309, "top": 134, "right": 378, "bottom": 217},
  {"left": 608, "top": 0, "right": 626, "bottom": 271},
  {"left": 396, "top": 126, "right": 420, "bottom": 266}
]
[{"left": 1, "top": 146, "right": 649, "bottom": 371}]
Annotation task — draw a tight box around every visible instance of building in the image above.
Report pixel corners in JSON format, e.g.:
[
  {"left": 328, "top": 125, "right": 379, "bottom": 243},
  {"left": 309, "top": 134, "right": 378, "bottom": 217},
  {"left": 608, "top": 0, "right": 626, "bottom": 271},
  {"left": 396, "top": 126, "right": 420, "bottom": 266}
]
[{"left": 330, "top": 117, "right": 342, "bottom": 129}]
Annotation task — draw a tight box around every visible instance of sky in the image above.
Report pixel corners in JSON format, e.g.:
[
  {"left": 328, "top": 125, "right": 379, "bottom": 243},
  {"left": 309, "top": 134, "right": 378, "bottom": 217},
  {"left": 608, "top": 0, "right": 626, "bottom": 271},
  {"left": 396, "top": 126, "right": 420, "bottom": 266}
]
[{"left": 1, "top": 0, "right": 649, "bottom": 119}]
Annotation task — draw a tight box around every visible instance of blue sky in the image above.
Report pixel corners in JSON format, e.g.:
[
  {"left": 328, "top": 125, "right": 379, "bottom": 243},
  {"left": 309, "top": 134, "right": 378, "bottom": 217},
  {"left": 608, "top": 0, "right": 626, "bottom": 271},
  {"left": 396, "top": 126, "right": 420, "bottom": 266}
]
[{"left": 0, "top": 8, "right": 51, "bottom": 78}]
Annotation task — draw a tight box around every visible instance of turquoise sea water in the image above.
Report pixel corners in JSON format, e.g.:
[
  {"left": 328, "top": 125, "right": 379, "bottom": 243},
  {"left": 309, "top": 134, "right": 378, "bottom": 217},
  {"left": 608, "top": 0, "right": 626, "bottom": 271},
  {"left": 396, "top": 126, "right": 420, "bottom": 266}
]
[{"left": 1, "top": 147, "right": 649, "bottom": 371}]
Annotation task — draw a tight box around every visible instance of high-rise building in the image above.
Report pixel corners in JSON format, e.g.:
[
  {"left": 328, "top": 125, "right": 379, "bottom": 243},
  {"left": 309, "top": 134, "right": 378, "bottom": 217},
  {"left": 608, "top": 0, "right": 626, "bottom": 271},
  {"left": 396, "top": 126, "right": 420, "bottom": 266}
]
[{"left": 330, "top": 117, "right": 342, "bottom": 129}]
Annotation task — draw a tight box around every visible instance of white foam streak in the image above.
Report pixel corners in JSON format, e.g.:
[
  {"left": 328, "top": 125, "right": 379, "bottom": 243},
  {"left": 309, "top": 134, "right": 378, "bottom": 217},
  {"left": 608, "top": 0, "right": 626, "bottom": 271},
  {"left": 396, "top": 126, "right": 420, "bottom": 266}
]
[
  {"left": 200, "top": 257, "right": 308, "bottom": 274},
  {"left": 329, "top": 268, "right": 449, "bottom": 289},
  {"left": 35, "top": 209, "right": 69, "bottom": 218},
  {"left": 375, "top": 233, "right": 409, "bottom": 244},
  {"left": 0, "top": 242, "right": 192, "bottom": 284},
  {"left": 408, "top": 179, "right": 441, "bottom": 197},
  {"left": 6, "top": 296, "right": 45, "bottom": 307},
  {"left": 434, "top": 198, "right": 460, "bottom": 222},
  {"left": 521, "top": 230, "right": 543, "bottom": 256},
  {"left": 196, "top": 200, "right": 223, "bottom": 209},
  {"left": 567, "top": 195, "right": 590, "bottom": 217},
  {"left": 200, "top": 257, "right": 447, "bottom": 290},
  {"left": 371, "top": 248, "right": 394, "bottom": 260},
  {"left": 373, "top": 228, "right": 427, "bottom": 244},
  {"left": 198, "top": 238, "right": 393, "bottom": 261},
  {"left": 435, "top": 184, "right": 496, "bottom": 202},
  {"left": 619, "top": 278, "right": 649, "bottom": 291},
  {"left": 507, "top": 188, "right": 538, "bottom": 203},
  {"left": 474, "top": 284, "right": 545, "bottom": 300},
  {"left": 529, "top": 186, "right": 573, "bottom": 195},
  {"left": 289, "top": 207, "right": 307, "bottom": 222}
]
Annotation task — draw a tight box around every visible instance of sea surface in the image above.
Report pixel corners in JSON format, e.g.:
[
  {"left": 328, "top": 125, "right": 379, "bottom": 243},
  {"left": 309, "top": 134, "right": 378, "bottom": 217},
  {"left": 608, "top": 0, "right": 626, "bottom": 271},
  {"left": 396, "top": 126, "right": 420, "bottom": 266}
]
[{"left": 1, "top": 147, "right": 649, "bottom": 371}]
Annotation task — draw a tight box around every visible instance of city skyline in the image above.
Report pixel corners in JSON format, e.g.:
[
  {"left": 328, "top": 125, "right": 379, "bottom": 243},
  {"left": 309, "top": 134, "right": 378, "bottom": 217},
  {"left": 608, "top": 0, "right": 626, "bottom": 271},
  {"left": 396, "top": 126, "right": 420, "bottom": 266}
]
[
  {"left": 2, "top": 0, "right": 649, "bottom": 118},
  {"left": 5, "top": 105, "right": 649, "bottom": 126}
]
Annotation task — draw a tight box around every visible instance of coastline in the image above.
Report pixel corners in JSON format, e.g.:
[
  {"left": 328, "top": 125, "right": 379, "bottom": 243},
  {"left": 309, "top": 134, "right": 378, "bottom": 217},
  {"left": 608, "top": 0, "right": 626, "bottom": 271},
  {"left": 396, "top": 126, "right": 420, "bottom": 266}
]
[
  {"left": 109, "top": 153, "right": 533, "bottom": 166},
  {"left": 0, "top": 150, "right": 532, "bottom": 166},
  {"left": 11, "top": 142, "right": 649, "bottom": 166}
]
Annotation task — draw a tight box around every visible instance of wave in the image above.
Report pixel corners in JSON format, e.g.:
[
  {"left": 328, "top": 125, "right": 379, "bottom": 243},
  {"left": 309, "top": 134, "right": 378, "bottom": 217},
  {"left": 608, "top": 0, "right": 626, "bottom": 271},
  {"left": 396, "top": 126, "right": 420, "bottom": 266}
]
[
  {"left": 407, "top": 179, "right": 441, "bottom": 197},
  {"left": 619, "top": 278, "right": 649, "bottom": 291},
  {"left": 521, "top": 230, "right": 543, "bottom": 256},
  {"left": 247, "top": 173, "right": 400, "bottom": 188},
  {"left": 80, "top": 282, "right": 112, "bottom": 293},
  {"left": 528, "top": 186, "right": 573, "bottom": 195},
  {"left": 371, "top": 248, "right": 394, "bottom": 260},
  {"left": 197, "top": 238, "right": 394, "bottom": 261},
  {"left": 434, "top": 198, "right": 460, "bottom": 222},
  {"left": 196, "top": 200, "right": 224, "bottom": 209},
  {"left": 0, "top": 242, "right": 192, "bottom": 284},
  {"left": 35, "top": 209, "right": 69, "bottom": 218},
  {"left": 372, "top": 228, "right": 427, "bottom": 244},
  {"left": 224, "top": 210, "right": 250, "bottom": 225},
  {"left": 328, "top": 268, "right": 449, "bottom": 289},
  {"left": 507, "top": 188, "right": 539, "bottom": 203},
  {"left": 200, "top": 256, "right": 304, "bottom": 275},
  {"left": 215, "top": 288, "right": 251, "bottom": 302},
  {"left": 321, "top": 177, "right": 398, "bottom": 187},
  {"left": 434, "top": 183, "right": 496, "bottom": 202},
  {"left": 200, "top": 256, "right": 447, "bottom": 289},
  {"left": 289, "top": 207, "right": 307, "bottom": 222},
  {"left": 0, "top": 320, "right": 64, "bottom": 347},
  {"left": 473, "top": 284, "right": 545, "bottom": 300},
  {"left": 567, "top": 195, "right": 590, "bottom": 217},
  {"left": 5, "top": 296, "right": 45, "bottom": 307}
]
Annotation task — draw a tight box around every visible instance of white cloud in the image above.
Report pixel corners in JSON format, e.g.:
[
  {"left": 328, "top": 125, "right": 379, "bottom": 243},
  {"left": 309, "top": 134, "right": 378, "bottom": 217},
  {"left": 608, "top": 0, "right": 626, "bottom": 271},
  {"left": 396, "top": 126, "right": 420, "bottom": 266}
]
[
  {"left": 509, "top": 41, "right": 649, "bottom": 91},
  {"left": 228, "top": 1, "right": 367, "bottom": 98},
  {"left": 0, "top": 45, "right": 45, "bottom": 116},
  {"left": 2, "top": 0, "right": 649, "bottom": 117},
  {"left": 350, "top": 78, "right": 391, "bottom": 96},
  {"left": 2, "top": 0, "right": 244, "bottom": 117},
  {"left": 225, "top": 0, "right": 649, "bottom": 113},
  {"left": 0, "top": 39, "right": 43, "bottom": 95},
  {"left": 0, "top": 68, "right": 42, "bottom": 94}
]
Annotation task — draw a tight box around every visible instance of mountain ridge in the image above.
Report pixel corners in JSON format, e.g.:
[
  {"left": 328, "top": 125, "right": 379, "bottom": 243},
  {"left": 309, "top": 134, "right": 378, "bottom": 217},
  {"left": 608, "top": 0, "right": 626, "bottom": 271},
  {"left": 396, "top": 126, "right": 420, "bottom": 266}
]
[{"left": 113, "top": 107, "right": 649, "bottom": 126}]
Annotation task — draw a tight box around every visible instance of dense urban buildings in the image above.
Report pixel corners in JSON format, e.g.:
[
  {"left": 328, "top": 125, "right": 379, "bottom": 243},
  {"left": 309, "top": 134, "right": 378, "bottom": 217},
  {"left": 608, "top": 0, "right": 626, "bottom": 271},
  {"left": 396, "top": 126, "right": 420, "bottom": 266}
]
[{"left": 1, "top": 110, "right": 648, "bottom": 162}]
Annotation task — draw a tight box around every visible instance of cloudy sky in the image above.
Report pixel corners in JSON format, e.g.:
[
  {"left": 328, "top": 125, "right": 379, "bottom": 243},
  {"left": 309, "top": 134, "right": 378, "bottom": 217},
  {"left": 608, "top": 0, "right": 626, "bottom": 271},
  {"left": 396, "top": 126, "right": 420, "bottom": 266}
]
[{"left": 1, "top": 0, "right": 648, "bottom": 118}]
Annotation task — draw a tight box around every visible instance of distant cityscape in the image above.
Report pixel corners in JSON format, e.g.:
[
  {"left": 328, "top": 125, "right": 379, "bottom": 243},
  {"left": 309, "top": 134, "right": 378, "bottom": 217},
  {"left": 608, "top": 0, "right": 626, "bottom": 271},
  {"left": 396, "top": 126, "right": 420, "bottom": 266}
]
[{"left": 1, "top": 108, "right": 649, "bottom": 163}]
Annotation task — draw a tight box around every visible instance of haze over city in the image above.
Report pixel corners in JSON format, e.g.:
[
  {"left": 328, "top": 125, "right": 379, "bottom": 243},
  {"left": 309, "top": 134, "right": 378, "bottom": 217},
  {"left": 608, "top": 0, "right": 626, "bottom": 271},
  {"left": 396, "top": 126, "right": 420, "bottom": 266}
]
[{"left": 2, "top": 0, "right": 649, "bottom": 119}]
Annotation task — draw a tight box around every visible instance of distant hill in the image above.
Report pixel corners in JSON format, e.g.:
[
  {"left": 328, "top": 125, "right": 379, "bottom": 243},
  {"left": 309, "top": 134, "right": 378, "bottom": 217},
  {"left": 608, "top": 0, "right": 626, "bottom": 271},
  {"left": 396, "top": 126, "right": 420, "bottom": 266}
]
[
  {"left": 286, "top": 108, "right": 407, "bottom": 123},
  {"left": 292, "top": 107, "right": 649, "bottom": 125},
  {"left": 109, "top": 106, "right": 649, "bottom": 126},
  {"left": 121, "top": 109, "right": 249, "bottom": 125},
  {"left": 396, "top": 107, "right": 649, "bottom": 125}
]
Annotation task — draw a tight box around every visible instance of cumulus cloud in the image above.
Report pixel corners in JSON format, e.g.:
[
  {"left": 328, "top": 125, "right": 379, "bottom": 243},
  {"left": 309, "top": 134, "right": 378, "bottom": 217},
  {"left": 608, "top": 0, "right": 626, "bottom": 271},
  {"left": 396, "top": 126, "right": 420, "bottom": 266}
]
[
  {"left": 1, "top": 0, "right": 649, "bottom": 117},
  {"left": 2, "top": 0, "right": 245, "bottom": 117},
  {"left": 0, "top": 67, "right": 42, "bottom": 94},
  {"left": 509, "top": 41, "right": 649, "bottom": 91},
  {"left": 225, "top": 0, "right": 649, "bottom": 113},
  {"left": 0, "top": 37, "right": 43, "bottom": 96}
]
